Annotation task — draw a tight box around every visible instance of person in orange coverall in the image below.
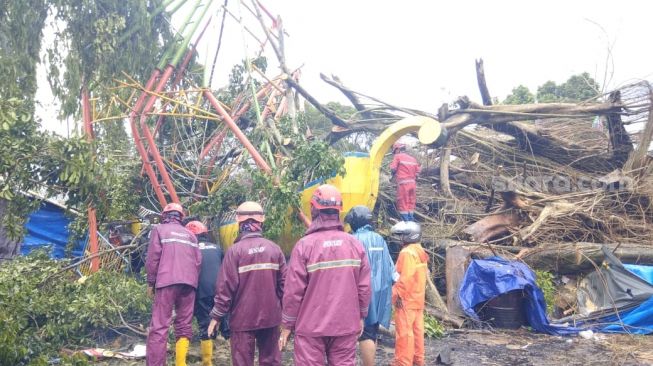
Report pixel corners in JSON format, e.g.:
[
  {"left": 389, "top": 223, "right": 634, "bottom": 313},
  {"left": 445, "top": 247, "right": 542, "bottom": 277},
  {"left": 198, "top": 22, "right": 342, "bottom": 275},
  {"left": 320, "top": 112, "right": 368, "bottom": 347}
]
[
  {"left": 389, "top": 142, "right": 421, "bottom": 222},
  {"left": 390, "top": 221, "right": 428, "bottom": 366}
]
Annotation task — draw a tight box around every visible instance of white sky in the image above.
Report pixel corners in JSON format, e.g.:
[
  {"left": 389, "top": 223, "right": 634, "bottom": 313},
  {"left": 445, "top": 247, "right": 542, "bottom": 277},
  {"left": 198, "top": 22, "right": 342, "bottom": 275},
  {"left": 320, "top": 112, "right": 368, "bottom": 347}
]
[{"left": 39, "top": 0, "right": 653, "bottom": 134}]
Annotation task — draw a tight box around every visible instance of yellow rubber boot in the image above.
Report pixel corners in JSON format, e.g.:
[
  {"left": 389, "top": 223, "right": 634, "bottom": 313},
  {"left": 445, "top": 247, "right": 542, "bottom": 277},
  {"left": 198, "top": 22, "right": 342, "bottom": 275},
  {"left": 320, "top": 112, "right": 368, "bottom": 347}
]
[
  {"left": 175, "top": 337, "right": 190, "bottom": 366},
  {"left": 200, "top": 339, "right": 213, "bottom": 366}
]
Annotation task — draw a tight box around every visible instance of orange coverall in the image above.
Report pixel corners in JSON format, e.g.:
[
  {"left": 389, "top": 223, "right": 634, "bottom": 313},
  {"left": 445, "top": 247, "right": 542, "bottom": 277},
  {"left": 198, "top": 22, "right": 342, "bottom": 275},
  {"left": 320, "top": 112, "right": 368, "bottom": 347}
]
[{"left": 392, "top": 243, "right": 428, "bottom": 366}]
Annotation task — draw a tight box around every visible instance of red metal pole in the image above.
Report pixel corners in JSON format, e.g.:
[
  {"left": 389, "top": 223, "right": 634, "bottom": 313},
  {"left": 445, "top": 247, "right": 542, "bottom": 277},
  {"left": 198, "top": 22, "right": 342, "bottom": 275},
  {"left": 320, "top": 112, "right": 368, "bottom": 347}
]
[
  {"left": 204, "top": 90, "right": 271, "bottom": 173},
  {"left": 140, "top": 65, "right": 180, "bottom": 203},
  {"left": 81, "top": 87, "right": 100, "bottom": 273},
  {"left": 204, "top": 90, "right": 311, "bottom": 227},
  {"left": 130, "top": 69, "right": 169, "bottom": 207}
]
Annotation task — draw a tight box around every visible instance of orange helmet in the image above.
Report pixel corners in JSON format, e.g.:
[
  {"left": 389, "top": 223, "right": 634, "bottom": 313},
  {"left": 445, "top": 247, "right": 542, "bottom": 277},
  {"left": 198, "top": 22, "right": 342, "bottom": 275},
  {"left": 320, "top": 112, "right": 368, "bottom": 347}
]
[
  {"left": 162, "top": 202, "right": 184, "bottom": 217},
  {"left": 310, "top": 184, "right": 343, "bottom": 211},
  {"left": 236, "top": 201, "right": 265, "bottom": 223},
  {"left": 185, "top": 221, "right": 208, "bottom": 235},
  {"left": 392, "top": 142, "right": 406, "bottom": 153}
]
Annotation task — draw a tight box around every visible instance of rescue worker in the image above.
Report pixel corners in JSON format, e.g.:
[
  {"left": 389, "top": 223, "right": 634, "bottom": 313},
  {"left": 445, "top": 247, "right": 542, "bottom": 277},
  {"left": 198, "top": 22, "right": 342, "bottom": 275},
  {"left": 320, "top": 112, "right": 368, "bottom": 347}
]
[
  {"left": 206, "top": 201, "right": 286, "bottom": 366},
  {"left": 279, "top": 184, "right": 372, "bottom": 366},
  {"left": 184, "top": 221, "right": 223, "bottom": 366},
  {"left": 344, "top": 205, "right": 397, "bottom": 366},
  {"left": 145, "top": 203, "right": 201, "bottom": 366},
  {"left": 390, "top": 221, "right": 428, "bottom": 366},
  {"left": 390, "top": 142, "right": 421, "bottom": 221}
]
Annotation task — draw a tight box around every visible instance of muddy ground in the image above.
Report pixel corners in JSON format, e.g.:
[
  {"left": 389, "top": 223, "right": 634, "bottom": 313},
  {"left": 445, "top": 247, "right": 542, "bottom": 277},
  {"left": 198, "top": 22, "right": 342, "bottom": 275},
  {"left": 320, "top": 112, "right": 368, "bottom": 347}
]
[{"left": 93, "top": 329, "right": 653, "bottom": 365}]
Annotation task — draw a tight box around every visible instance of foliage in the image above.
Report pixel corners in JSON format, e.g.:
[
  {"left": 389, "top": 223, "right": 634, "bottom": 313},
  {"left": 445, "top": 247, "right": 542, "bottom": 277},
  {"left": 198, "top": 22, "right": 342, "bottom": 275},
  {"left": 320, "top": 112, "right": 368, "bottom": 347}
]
[
  {"left": 249, "top": 139, "right": 346, "bottom": 240},
  {"left": 504, "top": 73, "right": 601, "bottom": 105},
  {"left": 47, "top": 0, "right": 175, "bottom": 118},
  {"left": 535, "top": 269, "right": 556, "bottom": 315},
  {"left": 0, "top": 251, "right": 151, "bottom": 365},
  {"left": 424, "top": 313, "right": 445, "bottom": 338},
  {"left": 503, "top": 85, "right": 535, "bottom": 105},
  {"left": 536, "top": 72, "right": 601, "bottom": 103}
]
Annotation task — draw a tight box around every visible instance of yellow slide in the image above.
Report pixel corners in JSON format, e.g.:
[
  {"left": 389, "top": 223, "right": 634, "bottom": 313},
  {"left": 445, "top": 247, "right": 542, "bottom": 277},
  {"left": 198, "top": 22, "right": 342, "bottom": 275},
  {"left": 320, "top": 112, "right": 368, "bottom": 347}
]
[{"left": 219, "top": 116, "right": 442, "bottom": 253}]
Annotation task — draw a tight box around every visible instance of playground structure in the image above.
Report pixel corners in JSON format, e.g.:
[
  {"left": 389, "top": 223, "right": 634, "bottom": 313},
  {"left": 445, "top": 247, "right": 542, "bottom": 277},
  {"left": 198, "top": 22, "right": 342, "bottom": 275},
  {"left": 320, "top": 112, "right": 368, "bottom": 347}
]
[{"left": 77, "top": 0, "right": 448, "bottom": 264}]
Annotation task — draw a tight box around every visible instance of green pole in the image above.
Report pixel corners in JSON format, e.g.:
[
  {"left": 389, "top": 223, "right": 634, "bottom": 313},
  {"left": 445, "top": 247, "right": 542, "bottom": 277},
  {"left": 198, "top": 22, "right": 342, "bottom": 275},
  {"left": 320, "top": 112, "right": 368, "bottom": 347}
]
[{"left": 170, "top": 0, "right": 214, "bottom": 67}]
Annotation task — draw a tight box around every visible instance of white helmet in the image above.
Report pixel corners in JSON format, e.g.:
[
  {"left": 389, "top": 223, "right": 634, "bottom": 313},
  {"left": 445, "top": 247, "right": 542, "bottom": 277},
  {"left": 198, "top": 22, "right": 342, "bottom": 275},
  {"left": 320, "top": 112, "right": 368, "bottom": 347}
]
[{"left": 391, "top": 221, "right": 422, "bottom": 244}]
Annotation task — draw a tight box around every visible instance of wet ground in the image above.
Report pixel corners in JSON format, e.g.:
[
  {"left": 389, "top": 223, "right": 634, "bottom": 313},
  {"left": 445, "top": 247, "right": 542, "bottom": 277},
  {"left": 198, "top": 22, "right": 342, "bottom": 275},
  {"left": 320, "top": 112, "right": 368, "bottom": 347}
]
[{"left": 94, "top": 329, "right": 653, "bottom": 365}]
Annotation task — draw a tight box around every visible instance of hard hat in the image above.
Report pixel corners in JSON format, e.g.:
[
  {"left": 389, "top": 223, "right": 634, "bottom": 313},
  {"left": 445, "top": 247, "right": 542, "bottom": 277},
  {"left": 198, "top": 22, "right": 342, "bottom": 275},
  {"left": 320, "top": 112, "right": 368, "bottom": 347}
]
[
  {"left": 390, "top": 221, "right": 422, "bottom": 243},
  {"left": 310, "top": 184, "right": 343, "bottom": 211},
  {"left": 162, "top": 202, "right": 184, "bottom": 217},
  {"left": 185, "top": 220, "right": 208, "bottom": 235},
  {"left": 236, "top": 201, "right": 265, "bottom": 223},
  {"left": 392, "top": 142, "right": 406, "bottom": 152},
  {"left": 345, "top": 205, "right": 373, "bottom": 231}
]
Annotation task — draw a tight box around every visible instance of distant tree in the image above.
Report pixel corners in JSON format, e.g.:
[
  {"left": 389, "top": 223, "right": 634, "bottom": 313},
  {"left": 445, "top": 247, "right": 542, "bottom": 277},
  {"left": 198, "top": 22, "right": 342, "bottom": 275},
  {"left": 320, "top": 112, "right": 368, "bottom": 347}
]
[
  {"left": 503, "top": 85, "right": 535, "bottom": 105},
  {"left": 536, "top": 81, "right": 560, "bottom": 103},
  {"left": 536, "top": 73, "right": 600, "bottom": 103}
]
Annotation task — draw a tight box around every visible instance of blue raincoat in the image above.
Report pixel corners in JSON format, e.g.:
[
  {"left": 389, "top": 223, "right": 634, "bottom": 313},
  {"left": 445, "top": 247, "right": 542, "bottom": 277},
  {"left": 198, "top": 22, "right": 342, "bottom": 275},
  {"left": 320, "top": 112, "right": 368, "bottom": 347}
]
[{"left": 353, "top": 225, "right": 397, "bottom": 328}]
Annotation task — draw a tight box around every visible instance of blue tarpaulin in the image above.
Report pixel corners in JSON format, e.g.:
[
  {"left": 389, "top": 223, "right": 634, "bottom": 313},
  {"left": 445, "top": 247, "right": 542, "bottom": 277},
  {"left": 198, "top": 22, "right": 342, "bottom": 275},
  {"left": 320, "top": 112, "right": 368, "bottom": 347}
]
[
  {"left": 593, "top": 264, "right": 653, "bottom": 334},
  {"left": 20, "top": 201, "right": 85, "bottom": 259},
  {"left": 459, "top": 256, "right": 579, "bottom": 335}
]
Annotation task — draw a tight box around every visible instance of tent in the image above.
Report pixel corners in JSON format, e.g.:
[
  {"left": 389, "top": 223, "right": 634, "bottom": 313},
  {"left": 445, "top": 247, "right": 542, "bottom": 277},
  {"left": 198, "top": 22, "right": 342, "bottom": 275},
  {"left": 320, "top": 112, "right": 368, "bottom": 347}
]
[{"left": 571, "top": 247, "right": 653, "bottom": 334}]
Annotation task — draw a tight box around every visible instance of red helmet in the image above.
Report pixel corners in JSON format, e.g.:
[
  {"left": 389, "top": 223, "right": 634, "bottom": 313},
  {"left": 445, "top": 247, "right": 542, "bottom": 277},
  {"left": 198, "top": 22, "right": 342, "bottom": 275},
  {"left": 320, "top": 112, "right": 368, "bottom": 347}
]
[
  {"left": 236, "top": 201, "right": 265, "bottom": 223},
  {"left": 392, "top": 142, "right": 406, "bottom": 153},
  {"left": 162, "top": 202, "right": 184, "bottom": 217},
  {"left": 185, "top": 221, "right": 208, "bottom": 235},
  {"left": 310, "top": 184, "right": 343, "bottom": 211}
]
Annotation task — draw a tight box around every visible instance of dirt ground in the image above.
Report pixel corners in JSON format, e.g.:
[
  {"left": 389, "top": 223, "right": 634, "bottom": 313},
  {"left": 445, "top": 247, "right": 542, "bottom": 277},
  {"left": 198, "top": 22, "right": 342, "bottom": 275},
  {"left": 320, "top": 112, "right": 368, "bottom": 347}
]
[{"left": 93, "top": 329, "right": 653, "bottom": 365}]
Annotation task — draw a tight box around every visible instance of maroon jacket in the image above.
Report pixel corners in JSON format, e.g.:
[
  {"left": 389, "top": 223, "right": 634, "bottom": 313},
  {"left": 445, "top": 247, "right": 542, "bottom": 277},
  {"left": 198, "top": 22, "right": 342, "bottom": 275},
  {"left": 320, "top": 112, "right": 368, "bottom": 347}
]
[
  {"left": 146, "top": 221, "right": 201, "bottom": 289},
  {"left": 282, "top": 214, "right": 372, "bottom": 337},
  {"left": 211, "top": 232, "right": 286, "bottom": 331}
]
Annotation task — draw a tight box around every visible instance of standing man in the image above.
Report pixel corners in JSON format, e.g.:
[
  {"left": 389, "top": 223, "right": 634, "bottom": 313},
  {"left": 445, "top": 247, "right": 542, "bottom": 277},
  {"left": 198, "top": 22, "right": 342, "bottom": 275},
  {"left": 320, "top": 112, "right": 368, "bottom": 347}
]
[
  {"left": 345, "top": 205, "right": 397, "bottom": 366},
  {"left": 146, "top": 203, "right": 201, "bottom": 366},
  {"left": 391, "top": 221, "right": 428, "bottom": 366},
  {"left": 390, "top": 142, "right": 421, "bottom": 222},
  {"left": 207, "top": 201, "right": 286, "bottom": 366},
  {"left": 185, "top": 221, "right": 224, "bottom": 366},
  {"left": 280, "top": 184, "right": 372, "bottom": 366}
]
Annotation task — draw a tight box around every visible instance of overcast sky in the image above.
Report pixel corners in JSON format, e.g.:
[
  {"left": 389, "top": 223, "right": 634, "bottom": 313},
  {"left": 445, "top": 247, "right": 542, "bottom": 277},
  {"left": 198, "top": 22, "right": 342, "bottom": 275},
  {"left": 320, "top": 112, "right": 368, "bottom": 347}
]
[
  {"left": 39, "top": 0, "right": 653, "bottom": 134},
  {"left": 194, "top": 0, "right": 653, "bottom": 111}
]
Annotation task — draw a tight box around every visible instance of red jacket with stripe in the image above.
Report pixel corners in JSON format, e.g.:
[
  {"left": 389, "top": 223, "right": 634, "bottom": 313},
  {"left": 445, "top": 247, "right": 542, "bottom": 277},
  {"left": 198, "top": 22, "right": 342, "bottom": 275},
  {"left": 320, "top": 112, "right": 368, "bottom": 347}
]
[
  {"left": 282, "top": 214, "right": 372, "bottom": 337},
  {"left": 390, "top": 152, "right": 421, "bottom": 184},
  {"left": 146, "top": 221, "right": 201, "bottom": 289},
  {"left": 211, "top": 231, "right": 286, "bottom": 331}
]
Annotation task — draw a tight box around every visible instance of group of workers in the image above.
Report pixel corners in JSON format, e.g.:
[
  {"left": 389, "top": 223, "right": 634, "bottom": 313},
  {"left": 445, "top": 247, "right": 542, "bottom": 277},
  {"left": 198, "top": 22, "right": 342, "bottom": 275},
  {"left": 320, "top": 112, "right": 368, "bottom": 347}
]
[{"left": 144, "top": 142, "right": 425, "bottom": 366}]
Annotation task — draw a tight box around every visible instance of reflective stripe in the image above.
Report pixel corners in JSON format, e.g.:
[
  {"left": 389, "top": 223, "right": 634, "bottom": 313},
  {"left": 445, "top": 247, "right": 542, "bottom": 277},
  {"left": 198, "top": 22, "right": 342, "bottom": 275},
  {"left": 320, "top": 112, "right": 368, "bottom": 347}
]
[
  {"left": 282, "top": 313, "right": 297, "bottom": 321},
  {"left": 306, "top": 259, "right": 361, "bottom": 273},
  {"left": 368, "top": 247, "right": 384, "bottom": 251},
  {"left": 161, "top": 238, "right": 198, "bottom": 247},
  {"left": 238, "top": 262, "right": 280, "bottom": 273},
  {"left": 398, "top": 179, "right": 415, "bottom": 185}
]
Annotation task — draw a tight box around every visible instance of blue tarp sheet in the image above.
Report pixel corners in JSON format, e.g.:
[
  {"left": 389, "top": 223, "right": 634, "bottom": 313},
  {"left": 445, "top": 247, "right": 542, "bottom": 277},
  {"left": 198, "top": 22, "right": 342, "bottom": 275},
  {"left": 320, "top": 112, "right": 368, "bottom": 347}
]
[
  {"left": 20, "top": 201, "right": 85, "bottom": 259},
  {"left": 596, "top": 264, "right": 653, "bottom": 334},
  {"left": 459, "top": 256, "right": 579, "bottom": 336}
]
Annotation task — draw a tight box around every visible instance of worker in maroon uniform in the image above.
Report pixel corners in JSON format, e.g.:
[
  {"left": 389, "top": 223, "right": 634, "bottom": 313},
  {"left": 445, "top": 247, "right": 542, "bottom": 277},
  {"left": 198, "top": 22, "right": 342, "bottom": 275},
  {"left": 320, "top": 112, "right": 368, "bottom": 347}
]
[
  {"left": 145, "top": 203, "right": 201, "bottom": 366},
  {"left": 279, "top": 184, "right": 372, "bottom": 366},
  {"left": 207, "top": 201, "right": 286, "bottom": 366},
  {"left": 390, "top": 142, "right": 421, "bottom": 222}
]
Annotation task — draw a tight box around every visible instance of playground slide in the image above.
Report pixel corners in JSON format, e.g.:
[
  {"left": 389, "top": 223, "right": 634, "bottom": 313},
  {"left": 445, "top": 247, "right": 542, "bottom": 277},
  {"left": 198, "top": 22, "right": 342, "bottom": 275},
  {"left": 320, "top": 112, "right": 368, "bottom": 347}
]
[{"left": 219, "top": 115, "right": 442, "bottom": 253}]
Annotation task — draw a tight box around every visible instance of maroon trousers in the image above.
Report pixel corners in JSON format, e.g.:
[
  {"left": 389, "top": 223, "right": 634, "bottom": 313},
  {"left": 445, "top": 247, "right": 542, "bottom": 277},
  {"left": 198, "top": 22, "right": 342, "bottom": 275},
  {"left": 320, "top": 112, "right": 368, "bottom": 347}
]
[
  {"left": 229, "top": 326, "right": 281, "bottom": 366},
  {"left": 293, "top": 333, "right": 358, "bottom": 366},
  {"left": 146, "top": 284, "right": 196, "bottom": 366}
]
